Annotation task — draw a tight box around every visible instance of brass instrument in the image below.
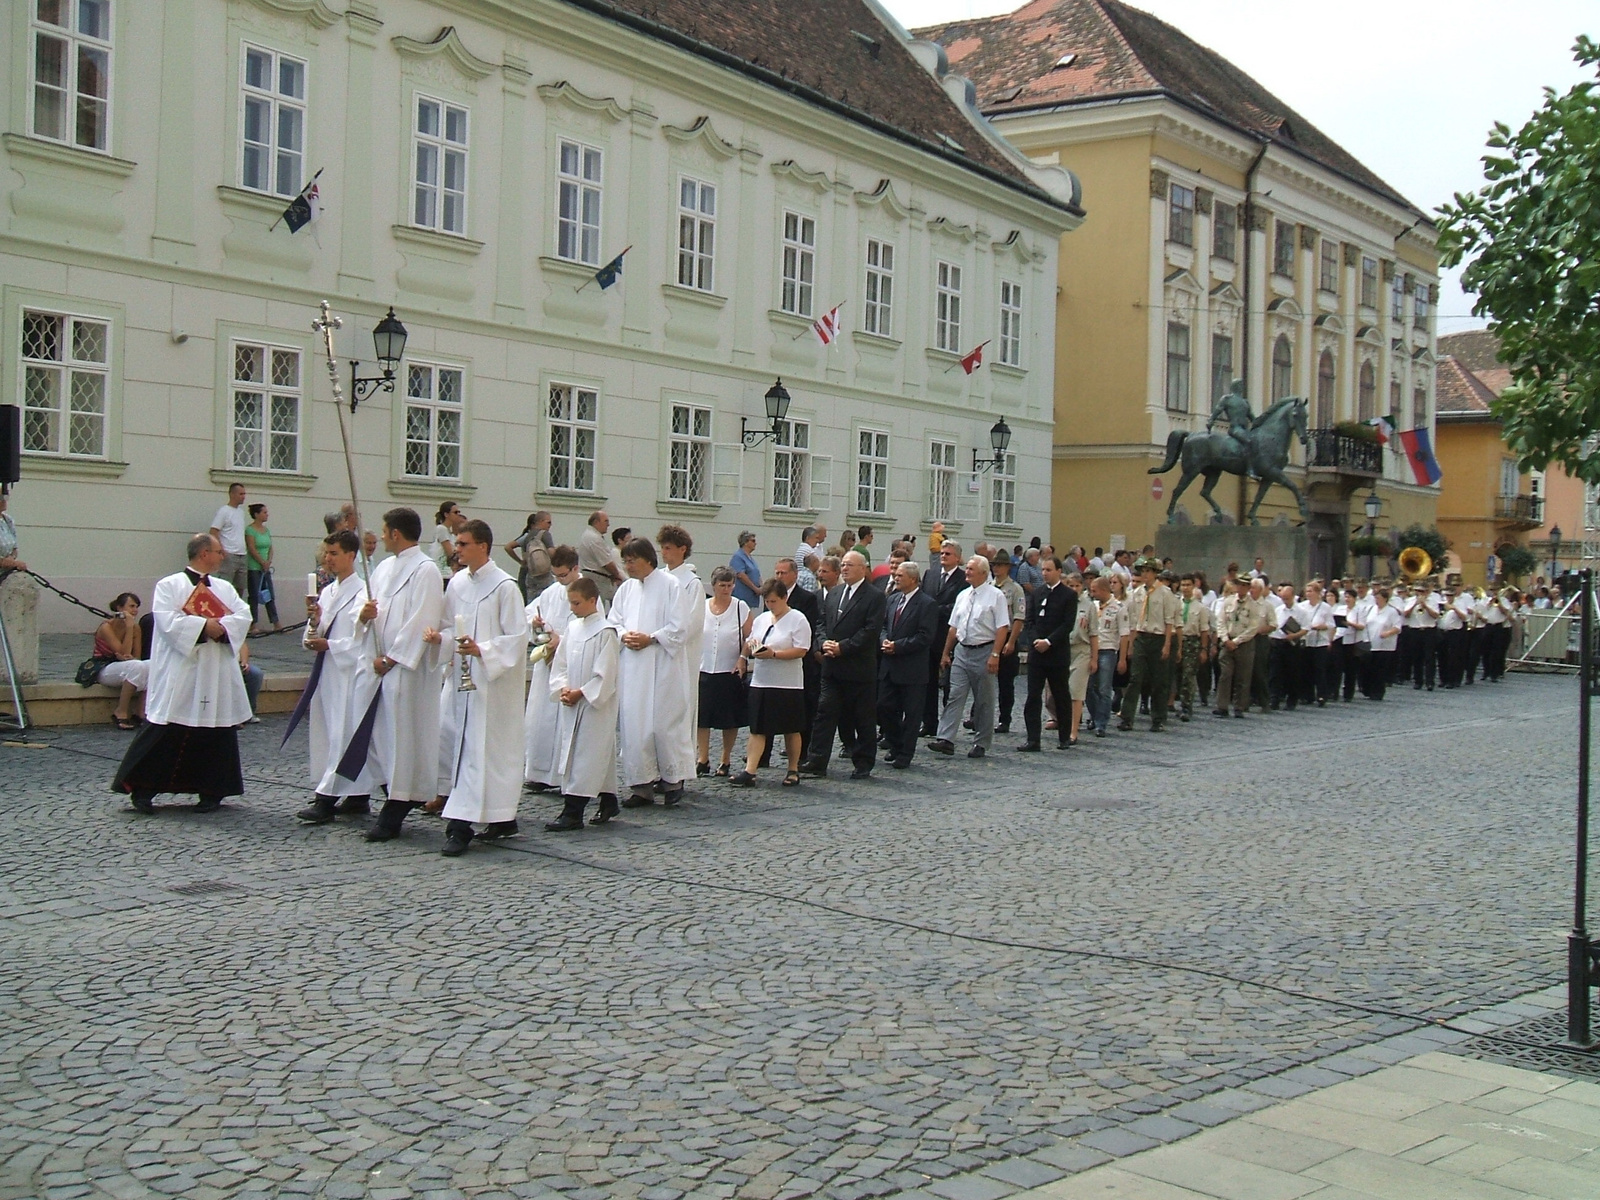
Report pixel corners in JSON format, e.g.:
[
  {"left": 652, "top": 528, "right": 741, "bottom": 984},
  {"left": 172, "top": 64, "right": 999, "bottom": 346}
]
[{"left": 1398, "top": 546, "right": 1432, "bottom": 580}]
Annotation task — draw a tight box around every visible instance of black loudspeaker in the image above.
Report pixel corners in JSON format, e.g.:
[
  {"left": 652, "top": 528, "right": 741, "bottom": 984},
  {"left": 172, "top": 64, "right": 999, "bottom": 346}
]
[{"left": 0, "top": 405, "right": 19, "bottom": 485}]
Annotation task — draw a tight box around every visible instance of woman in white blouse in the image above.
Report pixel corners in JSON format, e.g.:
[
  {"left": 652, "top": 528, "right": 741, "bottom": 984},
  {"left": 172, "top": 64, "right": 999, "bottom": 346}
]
[
  {"left": 697, "top": 566, "right": 753, "bottom": 777},
  {"left": 733, "top": 579, "right": 811, "bottom": 788}
]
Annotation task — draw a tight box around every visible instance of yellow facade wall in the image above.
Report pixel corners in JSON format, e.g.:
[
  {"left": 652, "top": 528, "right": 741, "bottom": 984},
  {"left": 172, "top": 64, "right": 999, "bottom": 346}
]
[{"left": 1434, "top": 419, "right": 1533, "bottom": 586}]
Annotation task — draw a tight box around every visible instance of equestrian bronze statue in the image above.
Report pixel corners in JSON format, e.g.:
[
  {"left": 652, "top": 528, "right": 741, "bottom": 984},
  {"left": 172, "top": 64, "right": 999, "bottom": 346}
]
[{"left": 1149, "top": 380, "right": 1310, "bottom": 525}]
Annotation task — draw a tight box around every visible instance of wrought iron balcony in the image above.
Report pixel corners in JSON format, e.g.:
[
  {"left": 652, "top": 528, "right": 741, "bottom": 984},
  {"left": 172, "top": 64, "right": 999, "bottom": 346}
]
[
  {"left": 1495, "top": 494, "right": 1543, "bottom": 526},
  {"left": 1306, "top": 429, "right": 1382, "bottom": 476}
]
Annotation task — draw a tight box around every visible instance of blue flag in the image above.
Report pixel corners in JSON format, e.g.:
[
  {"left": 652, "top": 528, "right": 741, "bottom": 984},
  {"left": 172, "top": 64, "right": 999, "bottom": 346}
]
[{"left": 593, "top": 249, "right": 627, "bottom": 290}]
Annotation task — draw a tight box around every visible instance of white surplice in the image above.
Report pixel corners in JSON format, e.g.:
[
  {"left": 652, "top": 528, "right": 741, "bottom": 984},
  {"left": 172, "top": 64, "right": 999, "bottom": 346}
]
[
  {"left": 669, "top": 561, "right": 707, "bottom": 756},
  {"left": 522, "top": 577, "right": 583, "bottom": 787},
  {"left": 608, "top": 566, "right": 694, "bottom": 788},
  {"left": 438, "top": 562, "right": 529, "bottom": 824},
  {"left": 144, "top": 570, "right": 253, "bottom": 728},
  {"left": 309, "top": 573, "right": 379, "bottom": 796},
  {"left": 548, "top": 612, "right": 621, "bottom": 798},
  {"left": 368, "top": 544, "right": 445, "bottom": 802}
]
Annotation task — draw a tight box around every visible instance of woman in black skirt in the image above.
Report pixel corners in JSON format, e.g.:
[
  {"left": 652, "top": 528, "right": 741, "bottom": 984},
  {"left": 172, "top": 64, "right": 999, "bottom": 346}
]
[
  {"left": 697, "top": 566, "right": 753, "bottom": 776},
  {"left": 734, "top": 579, "right": 812, "bottom": 787}
]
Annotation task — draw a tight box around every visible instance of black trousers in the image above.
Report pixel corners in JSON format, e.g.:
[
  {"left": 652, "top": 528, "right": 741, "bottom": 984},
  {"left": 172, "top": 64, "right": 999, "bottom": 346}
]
[
  {"left": 1024, "top": 656, "right": 1072, "bottom": 746},
  {"left": 1410, "top": 627, "right": 1439, "bottom": 688},
  {"left": 1396, "top": 627, "right": 1415, "bottom": 681},
  {"left": 1302, "top": 645, "right": 1332, "bottom": 703},
  {"left": 1484, "top": 623, "right": 1511, "bottom": 679},
  {"left": 876, "top": 674, "right": 926, "bottom": 762},
  {"left": 808, "top": 674, "right": 878, "bottom": 773},
  {"left": 1367, "top": 651, "right": 1393, "bottom": 699},
  {"left": 1269, "top": 640, "right": 1296, "bottom": 707},
  {"left": 1465, "top": 628, "right": 1485, "bottom": 683},
  {"left": 1439, "top": 628, "right": 1468, "bottom": 687},
  {"left": 997, "top": 651, "right": 1020, "bottom": 727},
  {"left": 1339, "top": 642, "right": 1364, "bottom": 700}
]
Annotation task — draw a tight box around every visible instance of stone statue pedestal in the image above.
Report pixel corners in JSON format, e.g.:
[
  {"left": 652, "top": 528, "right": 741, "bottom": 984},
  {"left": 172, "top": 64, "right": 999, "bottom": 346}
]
[
  {"left": 1155, "top": 525, "right": 1309, "bottom": 587},
  {"left": 0, "top": 571, "right": 40, "bottom": 684}
]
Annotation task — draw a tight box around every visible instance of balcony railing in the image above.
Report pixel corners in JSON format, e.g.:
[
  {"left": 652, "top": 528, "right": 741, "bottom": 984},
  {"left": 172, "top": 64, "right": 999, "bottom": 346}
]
[
  {"left": 1495, "top": 494, "right": 1543, "bottom": 525},
  {"left": 1306, "top": 429, "right": 1382, "bottom": 475}
]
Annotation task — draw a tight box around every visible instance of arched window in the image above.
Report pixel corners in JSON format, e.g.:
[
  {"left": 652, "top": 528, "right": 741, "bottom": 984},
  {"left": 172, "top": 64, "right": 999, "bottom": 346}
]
[
  {"left": 1358, "top": 361, "right": 1376, "bottom": 422},
  {"left": 1270, "top": 334, "right": 1293, "bottom": 401},
  {"left": 1316, "top": 351, "right": 1336, "bottom": 427}
]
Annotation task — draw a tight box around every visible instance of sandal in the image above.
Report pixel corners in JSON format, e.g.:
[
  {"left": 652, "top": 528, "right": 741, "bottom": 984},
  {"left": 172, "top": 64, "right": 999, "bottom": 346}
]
[
  {"left": 696, "top": 761, "right": 711, "bottom": 777},
  {"left": 730, "top": 770, "right": 757, "bottom": 787},
  {"left": 111, "top": 715, "right": 137, "bottom": 731},
  {"left": 713, "top": 763, "right": 731, "bottom": 778},
  {"left": 782, "top": 771, "right": 801, "bottom": 787}
]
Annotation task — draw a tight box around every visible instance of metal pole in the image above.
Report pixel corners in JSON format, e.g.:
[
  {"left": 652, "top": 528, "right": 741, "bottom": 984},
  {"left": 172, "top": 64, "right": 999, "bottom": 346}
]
[
  {"left": 1570, "top": 567, "right": 1594, "bottom": 1047},
  {"left": 310, "top": 302, "right": 372, "bottom": 599}
]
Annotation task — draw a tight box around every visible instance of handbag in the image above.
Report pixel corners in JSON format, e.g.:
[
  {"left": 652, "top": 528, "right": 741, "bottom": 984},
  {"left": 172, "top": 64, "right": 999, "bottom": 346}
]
[
  {"left": 76, "top": 655, "right": 117, "bottom": 687},
  {"left": 258, "top": 572, "right": 274, "bottom": 604}
]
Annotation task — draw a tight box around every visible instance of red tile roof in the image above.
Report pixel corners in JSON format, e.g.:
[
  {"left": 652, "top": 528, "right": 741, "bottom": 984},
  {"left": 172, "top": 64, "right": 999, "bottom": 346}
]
[
  {"left": 565, "top": 0, "right": 1076, "bottom": 211},
  {"left": 1438, "top": 330, "right": 1511, "bottom": 396},
  {"left": 1435, "top": 356, "right": 1499, "bottom": 420},
  {"left": 913, "top": 0, "right": 1420, "bottom": 216}
]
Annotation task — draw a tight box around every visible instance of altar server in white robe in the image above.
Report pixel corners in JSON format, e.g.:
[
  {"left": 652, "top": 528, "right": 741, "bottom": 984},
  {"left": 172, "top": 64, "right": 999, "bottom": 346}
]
[
  {"left": 113, "top": 533, "right": 253, "bottom": 813},
  {"left": 544, "top": 577, "right": 622, "bottom": 830},
  {"left": 658, "top": 524, "right": 707, "bottom": 768},
  {"left": 609, "top": 537, "right": 694, "bottom": 807},
  {"left": 359, "top": 507, "right": 445, "bottom": 843},
  {"left": 427, "top": 519, "right": 529, "bottom": 857},
  {"left": 523, "top": 545, "right": 586, "bottom": 791},
  {"left": 294, "top": 530, "right": 379, "bottom": 823}
]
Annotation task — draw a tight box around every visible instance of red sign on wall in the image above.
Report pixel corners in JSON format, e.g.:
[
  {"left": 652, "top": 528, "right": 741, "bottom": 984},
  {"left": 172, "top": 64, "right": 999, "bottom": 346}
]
[{"left": 1151, "top": 478, "right": 1164, "bottom": 500}]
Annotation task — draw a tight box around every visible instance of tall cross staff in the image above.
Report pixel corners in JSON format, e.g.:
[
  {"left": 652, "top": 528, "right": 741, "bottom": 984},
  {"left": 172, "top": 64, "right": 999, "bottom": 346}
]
[{"left": 311, "top": 300, "right": 373, "bottom": 598}]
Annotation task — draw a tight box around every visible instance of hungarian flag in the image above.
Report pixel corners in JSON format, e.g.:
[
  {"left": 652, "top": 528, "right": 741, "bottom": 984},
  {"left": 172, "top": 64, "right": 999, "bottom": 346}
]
[
  {"left": 1398, "top": 428, "right": 1443, "bottom": 485},
  {"left": 281, "top": 176, "right": 322, "bottom": 234},
  {"left": 593, "top": 246, "right": 629, "bottom": 290},
  {"left": 960, "top": 341, "right": 990, "bottom": 375},
  {"left": 812, "top": 305, "right": 842, "bottom": 346},
  {"left": 1366, "top": 415, "right": 1394, "bottom": 446}
]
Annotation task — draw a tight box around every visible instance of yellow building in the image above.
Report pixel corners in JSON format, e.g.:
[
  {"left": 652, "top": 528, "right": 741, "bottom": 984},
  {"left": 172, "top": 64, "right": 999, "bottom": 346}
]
[{"left": 914, "top": 0, "right": 1441, "bottom": 575}]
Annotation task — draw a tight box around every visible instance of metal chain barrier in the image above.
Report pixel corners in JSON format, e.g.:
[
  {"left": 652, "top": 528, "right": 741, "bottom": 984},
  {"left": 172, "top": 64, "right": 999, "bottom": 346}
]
[{"left": 20, "top": 568, "right": 306, "bottom": 638}]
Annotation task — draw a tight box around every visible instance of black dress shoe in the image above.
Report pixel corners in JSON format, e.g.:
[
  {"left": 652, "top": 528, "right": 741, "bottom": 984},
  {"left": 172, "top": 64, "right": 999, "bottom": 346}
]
[
  {"left": 441, "top": 834, "right": 471, "bottom": 856},
  {"left": 590, "top": 794, "right": 620, "bottom": 825},
  {"left": 622, "top": 793, "right": 656, "bottom": 808},
  {"left": 129, "top": 791, "right": 155, "bottom": 814},
  {"left": 523, "top": 781, "right": 550, "bottom": 793},
  {"left": 194, "top": 795, "right": 223, "bottom": 813},
  {"left": 336, "top": 795, "right": 370, "bottom": 815},
  {"left": 797, "top": 762, "right": 828, "bottom": 777},
  {"left": 1094, "top": 728, "right": 1105, "bottom": 738},
  {"left": 1016, "top": 743, "right": 1041, "bottom": 752},
  {"left": 1117, "top": 721, "right": 1134, "bottom": 732},
  {"left": 994, "top": 723, "right": 1010, "bottom": 735},
  {"left": 890, "top": 757, "right": 911, "bottom": 769},
  {"left": 662, "top": 787, "right": 683, "bottom": 807},
  {"left": 849, "top": 767, "right": 873, "bottom": 780},
  {"left": 967, "top": 745, "right": 986, "bottom": 759},
  {"left": 296, "top": 796, "right": 337, "bottom": 825},
  {"left": 927, "top": 739, "right": 955, "bottom": 755},
  {"left": 544, "top": 812, "right": 584, "bottom": 832},
  {"left": 479, "top": 820, "right": 519, "bottom": 840}
]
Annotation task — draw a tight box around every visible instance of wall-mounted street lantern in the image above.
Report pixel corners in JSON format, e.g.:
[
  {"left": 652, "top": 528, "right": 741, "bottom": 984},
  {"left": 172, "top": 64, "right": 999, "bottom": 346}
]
[
  {"left": 741, "top": 379, "right": 792, "bottom": 447},
  {"left": 971, "top": 417, "right": 1012, "bottom": 474},
  {"left": 348, "top": 307, "right": 408, "bottom": 413}
]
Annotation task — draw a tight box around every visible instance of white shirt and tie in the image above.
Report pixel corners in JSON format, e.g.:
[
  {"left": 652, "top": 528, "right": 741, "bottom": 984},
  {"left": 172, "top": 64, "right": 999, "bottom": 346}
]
[{"left": 948, "top": 582, "right": 1010, "bottom": 647}]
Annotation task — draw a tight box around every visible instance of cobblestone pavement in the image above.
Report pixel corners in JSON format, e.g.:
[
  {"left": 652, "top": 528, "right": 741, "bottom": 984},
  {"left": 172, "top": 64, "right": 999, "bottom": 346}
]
[{"left": 0, "top": 673, "right": 1581, "bottom": 1199}]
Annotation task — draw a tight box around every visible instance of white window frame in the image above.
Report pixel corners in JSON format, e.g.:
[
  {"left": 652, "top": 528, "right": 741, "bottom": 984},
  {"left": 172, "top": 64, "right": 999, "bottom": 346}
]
[
  {"left": 229, "top": 339, "right": 303, "bottom": 473},
  {"left": 1168, "top": 184, "right": 1195, "bottom": 246},
  {"left": 770, "top": 418, "right": 830, "bottom": 511},
  {"left": 239, "top": 42, "right": 307, "bottom": 198},
  {"left": 676, "top": 176, "right": 716, "bottom": 292},
  {"left": 19, "top": 308, "right": 110, "bottom": 459},
  {"left": 1413, "top": 281, "right": 1431, "bottom": 327},
  {"left": 927, "top": 438, "right": 958, "bottom": 523},
  {"left": 990, "top": 452, "right": 1017, "bottom": 528},
  {"left": 29, "top": 0, "right": 113, "bottom": 153},
  {"left": 864, "top": 238, "right": 894, "bottom": 337},
  {"left": 1319, "top": 240, "right": 1339, "bottom": 293},
  {"left": 780, "top": 211, "right": 815, "bottom": 317},
  {"left": 1165, "top": 322, "right": 1191, "bottom": 412},
  {"left": 556, "top": 138, "right": 603, "bottom": 266},
  {"left": 668, "top": 401, "right": 713, "bottom": 503},
  {"left": 402, "top": 361, "right": 465, "bottom": 481},
  {"left": 547, "top": 381, "right": 599, "bottom": 493},
  {"left": 1212, "top": 202, "right": 1237, "bottom": 261},
  {"left": 1360, "top": 256, "right": 1379, "bottom": 308},
  {"left": 855, "top": 428, "right": 890, "bottom": 516},
  {"left": 935, "top": 260, "right": 962, "bottom": 352},
  {"left": 999, "top": 279, "right": 1023, "bottom": 367},
  {"left": 412, "top": 95, "right": 469, "bottom": 236},
  {"left": 1390, "top": 274, "right": 1406, "bottom": 320}
]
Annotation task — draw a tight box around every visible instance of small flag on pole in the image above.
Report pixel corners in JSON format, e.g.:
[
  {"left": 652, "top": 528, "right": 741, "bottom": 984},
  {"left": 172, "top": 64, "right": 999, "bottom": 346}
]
[
  {"left": 1398, "top": 427, "right": 1443, "bottom": 485},
  {"left": 1367, "top": 415, "right": 1394, "bottom": 446},
  {"left": 277, "top": 171, "right": 323, "bottom": 234},
  {"left": 960, "top": 340, "right": 990, "bottom": 375},
  {"left": 813, "top": 304, "right": 843, "bottom": 347},
  {"left": 590, "top": 246, "right": 630, "bottom": 291}
]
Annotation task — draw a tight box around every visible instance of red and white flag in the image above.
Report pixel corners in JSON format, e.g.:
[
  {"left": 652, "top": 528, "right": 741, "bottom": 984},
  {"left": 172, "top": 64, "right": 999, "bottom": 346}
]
[
  {"left": 960, "top": 341, "right": 990, "bottom": 375},
  {"left": 813, "top": 304, "right": 842, "bottom": 347}
]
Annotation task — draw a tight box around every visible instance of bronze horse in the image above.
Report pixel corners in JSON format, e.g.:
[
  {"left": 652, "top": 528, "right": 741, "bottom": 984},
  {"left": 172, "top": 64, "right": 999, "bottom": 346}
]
[{"left": 1149, "top": 397, "right": 1310, "bottom": 524}]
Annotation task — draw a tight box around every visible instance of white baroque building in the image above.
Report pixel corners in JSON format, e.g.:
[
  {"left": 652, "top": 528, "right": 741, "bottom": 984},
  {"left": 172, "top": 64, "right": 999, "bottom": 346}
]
[{"left": 1, "top": 0, "right": 1081, "bottom": 629}]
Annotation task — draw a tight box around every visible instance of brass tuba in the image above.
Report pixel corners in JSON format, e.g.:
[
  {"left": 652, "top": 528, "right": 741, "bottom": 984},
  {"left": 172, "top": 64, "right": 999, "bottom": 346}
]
[{"left": 1398, "top": 546, "right": 1433, "bottom": 580}]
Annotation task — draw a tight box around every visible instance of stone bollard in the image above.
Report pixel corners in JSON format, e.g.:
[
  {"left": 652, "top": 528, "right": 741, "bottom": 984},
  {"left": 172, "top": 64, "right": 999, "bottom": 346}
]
[{"left": 0, "top": 571, "right": 40, "bottom": 684}]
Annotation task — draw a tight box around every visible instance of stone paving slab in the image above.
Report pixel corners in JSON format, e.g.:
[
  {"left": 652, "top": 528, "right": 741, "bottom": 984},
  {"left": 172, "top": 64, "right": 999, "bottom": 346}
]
[{"left": 0, "top": 674, "right": 1586, "bottom": 1198}]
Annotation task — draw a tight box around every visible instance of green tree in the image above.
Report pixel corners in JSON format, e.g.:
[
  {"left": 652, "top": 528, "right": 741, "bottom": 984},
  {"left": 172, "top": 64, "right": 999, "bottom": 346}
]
[
  {"left": 1498, "top": 544, "right": 1538, "bottom": 579},
  {"left": 1437, "top": 37, "right": 1600, "bottom": 479}
]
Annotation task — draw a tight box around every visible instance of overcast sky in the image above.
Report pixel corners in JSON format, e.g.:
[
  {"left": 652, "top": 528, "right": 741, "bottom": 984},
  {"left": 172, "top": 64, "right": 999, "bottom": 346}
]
[{"left": 885, "top": 0, "right": 1596, "bottom": 335}]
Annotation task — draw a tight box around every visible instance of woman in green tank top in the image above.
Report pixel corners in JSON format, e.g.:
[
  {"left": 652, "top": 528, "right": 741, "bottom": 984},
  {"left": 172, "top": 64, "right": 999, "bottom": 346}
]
[{"left": 246, "top": 504, "right": 281, "bottom": 631}]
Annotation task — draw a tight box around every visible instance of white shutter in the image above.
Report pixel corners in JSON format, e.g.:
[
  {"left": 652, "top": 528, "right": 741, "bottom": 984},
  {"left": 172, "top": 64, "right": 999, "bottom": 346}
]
[
  {"left": 808, "top": 454, "right": 833, "bottom": 511},
  {"left": 956, "top": 471, "right": 982, "bottom": 523},
  {"left": 711, "top": 443, "right": 743, "bottom": 505}
]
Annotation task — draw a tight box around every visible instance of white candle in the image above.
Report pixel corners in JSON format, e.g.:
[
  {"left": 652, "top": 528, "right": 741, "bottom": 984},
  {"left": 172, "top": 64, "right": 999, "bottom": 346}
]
[
  {"left": 306, "top": 573, "right": 318, "bottom": 597},
  {"left": 454, "top": 613, "right": 467, "bottom": 639}
]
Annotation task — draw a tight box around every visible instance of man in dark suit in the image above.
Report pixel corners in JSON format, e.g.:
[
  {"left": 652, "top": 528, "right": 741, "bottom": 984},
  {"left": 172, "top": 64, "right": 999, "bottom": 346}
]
[
  {"left": 772, "top": 557, "right": 821, "bottom": 763},
  {"left": 921, "top": 540, "right": 968, "bottom": 735},
  {"left": 801, "top": 550, "right": 887, "bottom": 779},
  {"left": 1019, "top": 555, "right": 1077, "bottom": 751},
  {"left": 876, "top": 560, "right": 939, "bottom": 768}
]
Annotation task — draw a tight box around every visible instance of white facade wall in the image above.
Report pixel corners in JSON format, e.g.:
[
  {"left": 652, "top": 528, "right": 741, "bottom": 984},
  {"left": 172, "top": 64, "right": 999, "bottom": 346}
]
[{"left": 2, "top": 0, "right": 1076, "bottom": 629}]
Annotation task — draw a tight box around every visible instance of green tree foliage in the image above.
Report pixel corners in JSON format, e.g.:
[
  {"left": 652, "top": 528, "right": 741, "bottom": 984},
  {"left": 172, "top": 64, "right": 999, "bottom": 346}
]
[
  {"left": 1497, "top": 544, "right": 1538, "bottom": 579},
  {"left": 1438, "top": 37, "right": 1600, "bottom": 479}
]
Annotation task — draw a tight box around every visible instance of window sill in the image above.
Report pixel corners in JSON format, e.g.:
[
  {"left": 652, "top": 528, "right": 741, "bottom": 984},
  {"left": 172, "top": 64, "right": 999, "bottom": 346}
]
[
  {"left": 847, "top": 512, "right": 894, "bottom": 527},
  {"left": 991, "top": 362, "right": 1027, "bottom": 380},
  {"left": 21, "top": 454, "right": 128, "bottom": 479},
  {"left": 656, "top": 499, "right": 722, "bottom": 517},
  {"left": 853, "top": 330, "right": 901, "bottom": 351},
  {"left": 985, "top": 522, "right": 1024, "bottom": 537},
  {"left": 534, "top": 490, "right": 609, "bottom": 509},
  {"left": 209, "top": 466, "right": 317, "bottom": 491},
  {"left": 767, "top": 308, "right": 814, "bottom": 332},
  {"left": 1, "top": 133, "right": 135, "bottom": 177},
  {"left": 391, "top": 224, "right": 485, "bottom": 257},
  {"left": 216, "top": 184, "right": 298, "bottom": 217},
  {"left": 920, "top": 518, "right": 964, "bottom": 536},
  {"left": 661, "top": 283, "right": 728, "bottom": 309},
  {"left": 924, "top": 347, "right": 964, "bottom": 368},
  {"left": 387, "top": 477, "right": 477, "bottom": 501},
  {"left": 762, "top": 507, "right": 822, "bottom": 524},
  {"left": 539, "top": 255, "right": 605, "bottom": 282}
]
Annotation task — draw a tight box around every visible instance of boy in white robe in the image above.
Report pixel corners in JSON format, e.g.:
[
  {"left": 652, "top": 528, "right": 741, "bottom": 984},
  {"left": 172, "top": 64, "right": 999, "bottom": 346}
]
[
  {"left": 523, "top": 545, "right": 586, "bottom": 792},
  {"left": 428, "top": 519, "right": 529, "bottom": 857},
  {"left": 293, "top": 530, "right": 379, "bottom": 823},
  {"left": 359, "top": 508, "right": 445, "bottom": 843},
  {"left": 545, "top": 577, "right": 621, "bottom": 830},
  {"left": 658, "top": 525, "right": 707, "bottom": 778},
  {"left": 112, "top": 533, "right": 253, "bottom": 813},
  {"left": 608, "top": 537, "right": 694, "bottom": 807}
]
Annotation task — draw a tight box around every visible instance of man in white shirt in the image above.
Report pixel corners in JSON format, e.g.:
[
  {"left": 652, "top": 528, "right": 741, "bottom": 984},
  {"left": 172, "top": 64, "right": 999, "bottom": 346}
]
[
  {"left": 928, "top": 557, "right": 1012, "bottom": 758},
  {"left": 208, "top": 481, "right": 250, "bottom": 599},
  {"left": 1406, "top": 580, "right": 1442, "bottom": 690},
  {"left": 610, "top": 537, "right": 694, "bottom": 807},
  {"left": 793, "top": 525, "right": 826, "bottom": 593},
  {"left": 1291, "top": 582, "right": 1336, "bottom": 706},
  {"left": 1364, "top": 585, "right": 1402, "bottom": 699},
  {"left": 1476, "top": 588, "right": 1514, "bottom": 681}
]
